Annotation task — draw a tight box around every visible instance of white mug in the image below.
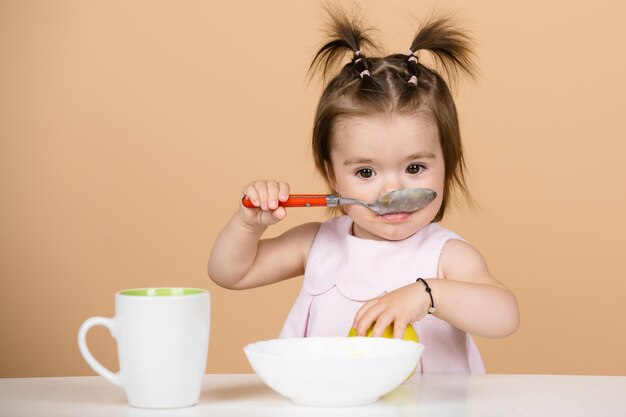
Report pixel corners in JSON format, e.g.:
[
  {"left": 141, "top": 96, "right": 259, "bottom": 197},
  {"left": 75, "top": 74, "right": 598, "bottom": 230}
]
[{"left": 78, "top": 288, "right": 210, "bottom": 408}]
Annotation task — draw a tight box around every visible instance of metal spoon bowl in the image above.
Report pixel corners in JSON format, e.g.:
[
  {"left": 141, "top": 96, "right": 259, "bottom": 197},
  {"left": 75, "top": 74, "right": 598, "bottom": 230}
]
[{"left": 334, "top": 188, "right": 437, "bottom": 215}]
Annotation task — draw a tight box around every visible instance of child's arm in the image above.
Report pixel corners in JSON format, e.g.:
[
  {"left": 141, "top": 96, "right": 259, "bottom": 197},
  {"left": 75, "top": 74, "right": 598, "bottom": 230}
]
[
  {"left": 208, "top": 180, "right": 320, "bottom": 290},
  {"left": 352, "top": 239, "right": 520, "bottom": 339}
]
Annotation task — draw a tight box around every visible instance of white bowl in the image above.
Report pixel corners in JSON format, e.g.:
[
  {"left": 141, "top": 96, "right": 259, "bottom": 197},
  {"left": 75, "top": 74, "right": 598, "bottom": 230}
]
[{"left": 244, "top": 337, "right": 424, "bottom": 407}]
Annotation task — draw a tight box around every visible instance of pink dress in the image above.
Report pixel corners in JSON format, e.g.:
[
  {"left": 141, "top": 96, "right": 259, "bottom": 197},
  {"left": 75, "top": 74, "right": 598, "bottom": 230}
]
[{"left": 279, "top": 215, "right": 485, "bottom": 374}]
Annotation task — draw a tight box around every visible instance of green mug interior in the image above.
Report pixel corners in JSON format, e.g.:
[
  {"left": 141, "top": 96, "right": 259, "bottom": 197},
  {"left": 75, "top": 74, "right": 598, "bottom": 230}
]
[{"left": 120, "top": 288, "right": 204, "bottom": 297}]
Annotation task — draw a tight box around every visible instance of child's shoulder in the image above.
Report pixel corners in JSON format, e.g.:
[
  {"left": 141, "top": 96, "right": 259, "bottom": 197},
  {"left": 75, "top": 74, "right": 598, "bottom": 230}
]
[
  {"left": 288, "top": 216, "right": 348, "bottom": 254},
  {"left": 272, "top": 221, "right": 322, "bottom": 269},
  {"left": 285, "top": 221, "right": 322, "bottom": 241},
  {"left": 305, "top": 215, "right": 351, "bottom": 236},
  {"left": 438, "top": 232, "right": 490, "bottom": 282}
]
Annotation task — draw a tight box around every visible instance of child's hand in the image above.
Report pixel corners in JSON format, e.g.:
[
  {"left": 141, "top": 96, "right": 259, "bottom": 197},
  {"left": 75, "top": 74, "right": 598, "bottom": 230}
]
[
  {"left": 240, "top": 180, "right": 290, "bottom": 227},
  {"left": 352, "top": 282, "right": 431, "bottom": 339}
]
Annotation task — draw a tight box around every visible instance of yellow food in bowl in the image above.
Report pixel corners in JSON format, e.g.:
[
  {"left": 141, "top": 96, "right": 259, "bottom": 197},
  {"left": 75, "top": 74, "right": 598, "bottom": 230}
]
[
  {"left": 348, "top": 324, "right": 420, "bottom": 381},
  {"left": 347, "top": 323, "right": 419, "bottom": 343}
]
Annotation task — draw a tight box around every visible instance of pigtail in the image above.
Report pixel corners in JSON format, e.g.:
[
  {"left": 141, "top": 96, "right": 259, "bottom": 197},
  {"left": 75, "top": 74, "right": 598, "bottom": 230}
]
[
  {"left": 408, "top": 16, "right": 477, "bottom": 85},
  {"left": 308, "top": 5, "right": 382, "bottom": 95}
]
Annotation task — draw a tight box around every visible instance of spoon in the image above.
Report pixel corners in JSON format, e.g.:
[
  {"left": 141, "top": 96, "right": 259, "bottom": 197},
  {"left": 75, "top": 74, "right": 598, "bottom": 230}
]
[{"left": 242, "top": 188, "right": 437, "bottom": 215}]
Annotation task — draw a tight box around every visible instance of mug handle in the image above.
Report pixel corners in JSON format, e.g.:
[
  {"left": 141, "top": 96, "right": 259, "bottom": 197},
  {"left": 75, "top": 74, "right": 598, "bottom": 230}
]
[{"left": 78, "top": 316, "right": 122, "bottom": 387}]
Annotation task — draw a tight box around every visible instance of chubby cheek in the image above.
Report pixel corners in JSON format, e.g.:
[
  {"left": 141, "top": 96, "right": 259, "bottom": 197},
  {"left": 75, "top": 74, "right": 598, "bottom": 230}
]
[{"left": 424, "top": 193, "right": 444, "bottom": 219}]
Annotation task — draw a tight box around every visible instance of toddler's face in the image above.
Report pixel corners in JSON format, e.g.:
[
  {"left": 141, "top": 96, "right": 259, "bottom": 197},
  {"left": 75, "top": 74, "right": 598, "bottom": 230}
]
[{"left": 329, "top": 113, "right": 444, "bottom": 241}]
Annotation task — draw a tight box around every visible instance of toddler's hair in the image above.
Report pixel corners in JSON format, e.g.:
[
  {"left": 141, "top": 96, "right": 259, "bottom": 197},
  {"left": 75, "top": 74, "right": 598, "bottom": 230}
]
[{"left": 310, "top": 7, "right": 476, "bottom": 222}]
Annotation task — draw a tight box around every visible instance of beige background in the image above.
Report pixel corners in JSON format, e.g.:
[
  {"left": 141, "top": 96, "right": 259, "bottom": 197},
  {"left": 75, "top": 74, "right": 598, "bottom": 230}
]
[{"left": 1, "top": 0, "right": 625, "bottom": 378}]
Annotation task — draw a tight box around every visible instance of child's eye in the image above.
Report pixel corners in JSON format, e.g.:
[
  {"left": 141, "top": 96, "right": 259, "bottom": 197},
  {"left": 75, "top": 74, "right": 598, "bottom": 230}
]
[
  {"left": 356, "top": 168, "right": 375, "bottom": 179},
  {"left": 406, "top": 164, "right": 425, "bottom": 175}
]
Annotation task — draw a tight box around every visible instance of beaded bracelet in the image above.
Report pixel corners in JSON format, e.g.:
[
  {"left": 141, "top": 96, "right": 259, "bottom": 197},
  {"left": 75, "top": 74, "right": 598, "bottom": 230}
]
[{"left": 416, "top": 278, "right": 436, "bottom": 314}]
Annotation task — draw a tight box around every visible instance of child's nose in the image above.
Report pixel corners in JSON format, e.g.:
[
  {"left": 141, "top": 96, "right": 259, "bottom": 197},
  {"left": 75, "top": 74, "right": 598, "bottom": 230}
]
[{"left": 381, "top": 178, "right": 405, "bottom": 195}]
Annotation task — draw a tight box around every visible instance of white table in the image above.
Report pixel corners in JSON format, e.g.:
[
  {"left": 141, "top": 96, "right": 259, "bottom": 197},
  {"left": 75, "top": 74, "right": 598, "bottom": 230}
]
[{"left": 1, "top": 373, "right": 625, "bottom": 417}]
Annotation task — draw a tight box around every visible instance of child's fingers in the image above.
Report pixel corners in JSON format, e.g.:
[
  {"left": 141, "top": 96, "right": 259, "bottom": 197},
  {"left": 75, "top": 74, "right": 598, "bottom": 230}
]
[
  {"left": 266, "top": 180, "right": 280, "bottom": 210},
  {"left": 271, "top": 207, "right": 287, "bottom": 222},
  {"left": 240, "top": 180, "right": 290, "bottom": 226},
  {"left": 242, "top": 184, "right": 260, "bottom": 208},
  {"left": 278, "top": 181, "right": 290, "bottom": 202},
  {"left": 242, "top": 180, "right": 291, "bottom": 208},
  {"left": 370, "top": 310, "right": 395, "bottom": 337},
  {"left": 354, "top": 299, "right": 385, "bottom": 336},
  {"left": 353, "top": 299, "right": 375, "bottom": 327},
  {"left": 392, "top": 319, "right": 409, "bottom": 339},
  {"left": 252, "top": 180, "right": 270, "bottom": 210}
]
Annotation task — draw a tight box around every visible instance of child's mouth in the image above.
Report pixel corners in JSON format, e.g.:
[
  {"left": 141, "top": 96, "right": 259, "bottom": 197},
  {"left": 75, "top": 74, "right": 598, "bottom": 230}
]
[{"left": 380, "top": 212, "right": 411, "bottom": 222}]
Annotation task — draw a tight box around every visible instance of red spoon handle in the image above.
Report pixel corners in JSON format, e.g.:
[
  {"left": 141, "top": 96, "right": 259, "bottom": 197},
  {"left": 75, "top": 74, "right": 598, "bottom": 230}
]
[{"left": 242, "top": 194, "right": 328, "bottom": 208}]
